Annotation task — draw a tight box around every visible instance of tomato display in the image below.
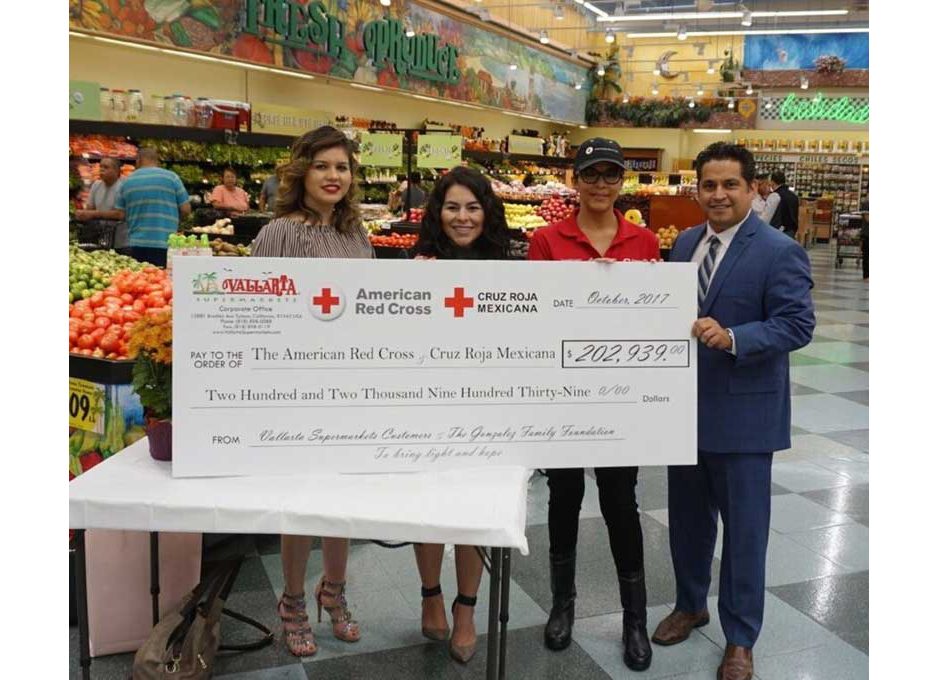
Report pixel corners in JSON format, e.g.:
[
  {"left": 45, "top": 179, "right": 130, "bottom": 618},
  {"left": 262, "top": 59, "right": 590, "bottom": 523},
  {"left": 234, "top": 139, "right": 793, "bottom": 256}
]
[
  {"left": 369, "top": 232, "right": 419, "bottom": 249},
  {"left": 68, "top": 267, "right": 172, "bottom": 360}
]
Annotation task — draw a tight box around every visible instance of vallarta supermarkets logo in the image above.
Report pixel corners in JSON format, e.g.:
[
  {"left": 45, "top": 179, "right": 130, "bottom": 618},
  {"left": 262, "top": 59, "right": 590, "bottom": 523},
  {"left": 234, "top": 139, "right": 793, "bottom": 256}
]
[
  {"left": 192, "top": 272, "right": 300, "bottom": 296},
  {"left": 443, "top": 286, "right": 539, "bottom": 317}
]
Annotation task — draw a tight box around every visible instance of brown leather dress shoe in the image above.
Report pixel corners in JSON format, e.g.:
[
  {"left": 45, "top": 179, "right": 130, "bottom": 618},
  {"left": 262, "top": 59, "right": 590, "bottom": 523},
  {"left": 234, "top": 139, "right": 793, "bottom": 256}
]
[
  {"left": 650, "top": 609, "right": 710, "bottom": 646},
  {"left": 717, "top": 644, "right": 753, "bottom": 680}
]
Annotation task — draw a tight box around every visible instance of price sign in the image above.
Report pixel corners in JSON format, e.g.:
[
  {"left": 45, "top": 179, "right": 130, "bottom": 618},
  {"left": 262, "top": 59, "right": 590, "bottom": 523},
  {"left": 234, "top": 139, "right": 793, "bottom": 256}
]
[
  {"left": 360, "top": 133, "right": 404, "bottom": 167},
  {"left": 417, "top": 134, "right": 462, "bottom": 169},
  {"left": 69, "top": 378, "right": 105, "bottom": 434}
]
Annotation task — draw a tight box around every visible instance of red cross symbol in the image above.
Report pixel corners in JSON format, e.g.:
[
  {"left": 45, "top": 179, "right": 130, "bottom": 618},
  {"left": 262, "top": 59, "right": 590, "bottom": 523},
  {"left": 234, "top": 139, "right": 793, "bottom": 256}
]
[
  {"left": 312, "top": 288, "right": 340, "bottom": 314},
  {"left": 444, "top": 287, "right": 474, "bottom": 318}
]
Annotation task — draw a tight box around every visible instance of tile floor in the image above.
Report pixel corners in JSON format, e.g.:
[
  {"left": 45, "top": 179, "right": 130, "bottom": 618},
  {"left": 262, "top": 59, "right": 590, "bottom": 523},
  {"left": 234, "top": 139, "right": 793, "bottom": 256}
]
[{"left": 69, "top": 246, "right": 868, "bottom": 679}]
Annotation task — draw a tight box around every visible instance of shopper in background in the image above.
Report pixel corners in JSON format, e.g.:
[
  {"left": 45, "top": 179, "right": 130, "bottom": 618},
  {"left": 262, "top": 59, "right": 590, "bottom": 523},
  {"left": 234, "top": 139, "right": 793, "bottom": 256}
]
[
  {"left": 750, "top": 172, "right": 779, "bottom": 224},
  {"left": 402, "top": 171, "right": 428, "bottom": 213},
  {"left": 114, "top": 148, "right": 190, "bottom": 267},
  {"left": 768, "top": 170, "right": 799, "bottom": 239},
  {"left": 258, "top": 164, "right": 284, "bottom": 213},
  {"left": 860, "top": 211, "right": 869, "bottom": 281},
  {"left": 74, "top": 157, "right": 128, "bottom": 251},
  {"left": 251, "top": 126, "right": 371, "bottom": 657},
  {"left": 528, "top": 138, "right": 658, "bottom": 672},
  {"left": 209, "top": 167, "right": 250, "bottom": 213},
  {"left": 654, "top": 143, "right": 814, "bottom": 680},
  {"left": 410, "top": 167, "right": 511, "bottom": 665}
]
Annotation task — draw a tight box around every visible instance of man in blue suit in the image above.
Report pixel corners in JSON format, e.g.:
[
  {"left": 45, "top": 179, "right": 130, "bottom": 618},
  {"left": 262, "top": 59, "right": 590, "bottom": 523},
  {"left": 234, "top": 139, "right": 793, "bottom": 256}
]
[{"left": 651, "top": 143, "right": 815, "bottom": 680}]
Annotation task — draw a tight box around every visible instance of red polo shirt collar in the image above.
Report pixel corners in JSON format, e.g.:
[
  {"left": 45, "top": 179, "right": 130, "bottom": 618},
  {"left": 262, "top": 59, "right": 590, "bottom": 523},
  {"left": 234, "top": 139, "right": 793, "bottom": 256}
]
[{"left": 556, "top": 208, "right": 641, "bottom": 249}]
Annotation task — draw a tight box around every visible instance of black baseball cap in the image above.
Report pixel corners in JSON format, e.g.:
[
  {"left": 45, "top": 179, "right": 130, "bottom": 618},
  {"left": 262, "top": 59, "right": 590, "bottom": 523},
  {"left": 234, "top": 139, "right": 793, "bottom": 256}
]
[{"left": 574, "top": 138, "right": 625, "bottom": 173}]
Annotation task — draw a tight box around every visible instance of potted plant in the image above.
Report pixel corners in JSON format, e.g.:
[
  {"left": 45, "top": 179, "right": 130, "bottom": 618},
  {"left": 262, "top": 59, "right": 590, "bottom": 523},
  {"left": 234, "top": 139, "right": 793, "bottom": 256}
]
[
  {"left": 720, "top": 49, "right": 739, "bottom": 83},
  {"left": 128, "top": 309, "right": 173, "bottom": 461}
]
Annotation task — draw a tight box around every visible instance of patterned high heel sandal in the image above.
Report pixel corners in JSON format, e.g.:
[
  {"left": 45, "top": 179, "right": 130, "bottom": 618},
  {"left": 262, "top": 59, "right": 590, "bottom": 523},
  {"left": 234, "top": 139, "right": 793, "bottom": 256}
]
[
  {"left": 420, "top": 584, "right": 450, "bottom": 641},
  {"left": 314, "top": 578, "right": 362, "bottom": 643},
  {"left": 449, "top": 593, "right": 478, "bottom": 664},
  {"left": 277, "top": 591, "right": 317, "bottom": 657}
]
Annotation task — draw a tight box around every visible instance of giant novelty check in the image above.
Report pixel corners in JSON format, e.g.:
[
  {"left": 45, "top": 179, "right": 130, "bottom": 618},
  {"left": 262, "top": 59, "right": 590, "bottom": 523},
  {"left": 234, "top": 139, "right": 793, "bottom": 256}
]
[{"left": 172, "top": 258, "right": 697, "bottom": 477}]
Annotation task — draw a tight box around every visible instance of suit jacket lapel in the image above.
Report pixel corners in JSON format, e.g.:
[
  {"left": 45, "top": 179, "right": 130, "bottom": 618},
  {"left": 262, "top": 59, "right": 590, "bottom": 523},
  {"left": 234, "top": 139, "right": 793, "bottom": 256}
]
[
  {"left": 700, "top": 215, "right": 759, "bottom": 315},
  {"left": 676, "top": 226, "right": 706, "bottom": 262}
]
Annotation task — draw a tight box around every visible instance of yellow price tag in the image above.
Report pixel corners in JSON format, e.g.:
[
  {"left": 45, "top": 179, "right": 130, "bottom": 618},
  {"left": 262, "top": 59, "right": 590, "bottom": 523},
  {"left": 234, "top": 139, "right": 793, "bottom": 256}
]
[{"left": 69, "top": 378, "right": 105, "bottom": 434}]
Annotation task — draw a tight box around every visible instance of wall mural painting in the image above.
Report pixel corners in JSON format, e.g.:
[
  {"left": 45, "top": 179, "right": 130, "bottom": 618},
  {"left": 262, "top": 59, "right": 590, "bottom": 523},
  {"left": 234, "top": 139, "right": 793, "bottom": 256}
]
[
  {"left": 69, "top": 0, "right": 589, "bottom": 123},
  {"left": 743, "top": 33, "right": 868, "bottom": 72}
]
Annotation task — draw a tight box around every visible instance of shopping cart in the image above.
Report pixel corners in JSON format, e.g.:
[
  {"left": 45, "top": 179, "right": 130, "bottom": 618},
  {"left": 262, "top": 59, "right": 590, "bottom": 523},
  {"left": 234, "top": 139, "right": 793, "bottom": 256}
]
[{"left": 834, "top": 213, "right": 863, "bottom": 269}]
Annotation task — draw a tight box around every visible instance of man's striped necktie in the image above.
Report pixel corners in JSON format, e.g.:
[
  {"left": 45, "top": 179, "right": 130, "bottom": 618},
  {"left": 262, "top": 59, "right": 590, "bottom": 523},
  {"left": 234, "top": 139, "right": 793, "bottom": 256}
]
[{"left": 698, "top": 235, "right": 721, "bottom": 309}]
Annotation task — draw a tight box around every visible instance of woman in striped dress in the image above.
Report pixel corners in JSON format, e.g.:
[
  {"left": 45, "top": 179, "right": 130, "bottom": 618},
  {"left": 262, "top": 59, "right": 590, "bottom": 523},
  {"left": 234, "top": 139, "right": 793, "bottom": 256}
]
[{"left": 251, "top": 126, "right": 372, "bottom": 658}]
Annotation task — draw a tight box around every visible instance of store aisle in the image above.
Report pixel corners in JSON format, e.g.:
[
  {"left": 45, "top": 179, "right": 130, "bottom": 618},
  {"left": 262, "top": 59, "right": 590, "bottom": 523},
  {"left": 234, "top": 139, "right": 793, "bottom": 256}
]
[{"left": 69, "top": 246, "right": 868, "bottom": 680}]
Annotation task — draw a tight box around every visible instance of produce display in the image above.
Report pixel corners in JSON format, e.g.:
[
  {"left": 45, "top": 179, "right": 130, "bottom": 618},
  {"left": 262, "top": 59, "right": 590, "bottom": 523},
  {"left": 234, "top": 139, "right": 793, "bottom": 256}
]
[
  {"left": 535, "top": 196, "right": 574, "bottom": 223},
  {"left": 656, "top": 225, "right": 680, "bottom": 250},
  {"left": 191, "top": 217, "right": 235, "bottom": 234},
  {"left": 69, "top": 247, "right": 146, "bottom": 303},
  {"left": 504, "top": 203, "right": 547, "bottom": 230},
  {"left": 624, "top": 209, "right": 646, "bottom": 226},
  {"left": 405, "top": 208, "right": 425, "bottom": 224},
  {"left": 139, "top": 139, "right": 287, "bottom": 165},
  {"left": 369, "top": 232, "right": 418, "bottom": 249},
  {"left": 70, "top": 135, "right": 138, "bottom": 159},
  {"left": 69, "top": 268, "right": 173, "bottom": 360},
  {"left": 491, "top": 178, "right": 577, "bottom": 204},
  {"left": 210, "top": 238, "right": 251, "bottom": 256},
  {"left": 69, "top": 393, "right": 147, "bottom": 478}
]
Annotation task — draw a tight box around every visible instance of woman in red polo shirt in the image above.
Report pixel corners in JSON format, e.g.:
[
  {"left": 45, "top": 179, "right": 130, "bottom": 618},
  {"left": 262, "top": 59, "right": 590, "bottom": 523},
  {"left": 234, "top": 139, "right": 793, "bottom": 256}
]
[{"left": 528, "top": 138, "right": 658, "bottom": 672}]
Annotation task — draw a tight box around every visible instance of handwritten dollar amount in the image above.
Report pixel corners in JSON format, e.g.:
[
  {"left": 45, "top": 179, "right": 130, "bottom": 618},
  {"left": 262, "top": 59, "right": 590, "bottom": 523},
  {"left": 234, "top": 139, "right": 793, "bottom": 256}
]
[{"left": 562, "top": 340, "right": 690, "bottom": 368}]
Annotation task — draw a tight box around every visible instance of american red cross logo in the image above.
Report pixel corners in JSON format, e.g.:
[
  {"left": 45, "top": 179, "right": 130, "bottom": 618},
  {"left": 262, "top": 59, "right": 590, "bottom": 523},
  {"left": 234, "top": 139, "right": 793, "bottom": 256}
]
[
  {"left": 312, "top": 288, "right": 340, "bottom": 314},
  {"left": 444, "top": 287, "right": 474, "bottom": 318}
]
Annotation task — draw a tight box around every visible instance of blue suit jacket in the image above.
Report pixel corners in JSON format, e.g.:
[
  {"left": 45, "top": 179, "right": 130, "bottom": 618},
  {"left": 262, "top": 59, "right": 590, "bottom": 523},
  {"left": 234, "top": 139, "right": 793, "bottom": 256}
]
[{"left": 671, "top": 213, "right": 815, "bottom": 453}]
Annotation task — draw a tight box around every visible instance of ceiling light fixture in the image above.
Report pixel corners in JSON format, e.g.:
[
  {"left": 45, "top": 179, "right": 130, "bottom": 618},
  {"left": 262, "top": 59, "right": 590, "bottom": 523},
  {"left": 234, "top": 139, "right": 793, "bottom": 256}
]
[
  {"left": 693, "top": 128, "right": 733, "bottom": 134},
  {"left": 740, "top": 5, "right": 753, "bottom": 27},
  {"left": 554, "top": 4, "right": 564, "bottom": 20},
  {"left": 745, "top": 84, "right": 754, "bottom": 95},
  {"left": 800, "top": 76, "right": 809, "bottom": 90},
  {"left": 677, "top": 24, "right": 688, "bottom": 41},
  {"left": 688, "top": 98, "right": 696, "bottom": 108},
  {"left": 404, "top": 21, "right": 415, "bottom": 38},
  {"left": 597, "top": 64, "right": 606, "bottom": 76},
  {"left": 379, "top": 0, "right": 390, "bottom": 6},
  {"left": 697, "top": 85, "right": 704, "bottom": 96},
  {"left": 622, "top": 92, "right": 630, "bottom": 103},
  {"left": 627, "top": 27, "right": 868, "bottom": 38},
  {"left": 707, "top": 60, "right": 715, "bottom": 74},
  {"left": 727, "top": 98, "right": 735, "bottom": 109},
  {"left": 653, "top": 66, "right": 661, "bottom": 75},
  {"left": 651, "top": 82, "right": 659, "bottom": 95},
  {"left": 596, "top": 9, "right": 849, "bottom": 22},
  {"left": 539, "top": 30, "right": 550, "bottom": 44},
  {"left": 605, "top": 28, "right": 616, "bottom": 43}
]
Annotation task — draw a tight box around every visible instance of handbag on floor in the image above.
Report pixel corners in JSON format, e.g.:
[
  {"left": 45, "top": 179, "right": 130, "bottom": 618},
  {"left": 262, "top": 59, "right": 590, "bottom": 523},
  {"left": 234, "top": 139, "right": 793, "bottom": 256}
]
[{"left": 132, "top": 559, "right": 273, "bottom": 679}]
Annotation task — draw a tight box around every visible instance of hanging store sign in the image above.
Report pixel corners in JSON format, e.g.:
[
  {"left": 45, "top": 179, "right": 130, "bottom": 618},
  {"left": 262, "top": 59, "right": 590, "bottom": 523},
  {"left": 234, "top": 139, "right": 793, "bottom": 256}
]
[
  {"left": 251, "top": 102, "right": 331, "bottom": 136},
  {"left": 360, "top": 133, "right": 404, "bottom": 167},
  {"left": 779, "top": 93, "right": 869, "bottom": 124},
  {"left": 507, "top": 135, "right": 544, "bottom": 156},
  {"left": 417, "top": 134, "right": 462, "bottom": 169}
]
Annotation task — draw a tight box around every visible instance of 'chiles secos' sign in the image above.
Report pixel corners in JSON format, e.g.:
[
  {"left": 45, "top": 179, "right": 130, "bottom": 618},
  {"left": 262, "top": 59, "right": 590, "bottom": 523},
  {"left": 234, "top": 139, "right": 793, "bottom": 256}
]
[
  {"left": 363, "top": 18, "right": 461, "bottom": 85},
  {"left": 241, "top": 2, "right": 461, "bottom": 85}
]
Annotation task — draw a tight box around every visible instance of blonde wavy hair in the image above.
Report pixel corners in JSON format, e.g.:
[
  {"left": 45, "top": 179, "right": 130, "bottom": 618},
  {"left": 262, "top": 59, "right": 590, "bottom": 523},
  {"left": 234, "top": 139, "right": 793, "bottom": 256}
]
[{"left": 274, "top": 125, "right": 360, "bottom": 234}]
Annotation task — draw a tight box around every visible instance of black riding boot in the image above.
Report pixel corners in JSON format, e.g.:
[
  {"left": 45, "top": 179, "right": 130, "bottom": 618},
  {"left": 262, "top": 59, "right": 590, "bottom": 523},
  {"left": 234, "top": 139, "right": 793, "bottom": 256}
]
[
  {"left": 544, "top": 552, "right": 576, "bottom": 651},
  {"left": 619, "top": 569, "right": 652, "bottom": 671}
]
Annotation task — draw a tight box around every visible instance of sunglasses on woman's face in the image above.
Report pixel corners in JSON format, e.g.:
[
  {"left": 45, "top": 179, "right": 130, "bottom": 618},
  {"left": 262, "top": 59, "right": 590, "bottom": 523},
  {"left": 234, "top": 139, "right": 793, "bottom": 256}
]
[{"left": 578, "top": 166, "right": 623, "bottom": 184}]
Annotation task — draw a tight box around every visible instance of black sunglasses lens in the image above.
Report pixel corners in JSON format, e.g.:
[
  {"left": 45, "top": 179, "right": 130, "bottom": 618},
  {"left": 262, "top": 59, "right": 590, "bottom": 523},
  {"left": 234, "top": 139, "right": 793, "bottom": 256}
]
[{"left": 579, "top": 168, "right": 599, "bottom": 183}]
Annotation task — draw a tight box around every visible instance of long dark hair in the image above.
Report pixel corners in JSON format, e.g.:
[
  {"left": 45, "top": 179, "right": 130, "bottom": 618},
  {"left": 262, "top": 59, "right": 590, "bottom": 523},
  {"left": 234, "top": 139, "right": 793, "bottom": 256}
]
[
  {"left": 414, "top": 167, "right": 511, "bottom": 260},
  {"left": 275, "top": 125, "right": 360, "bottom": 234}
]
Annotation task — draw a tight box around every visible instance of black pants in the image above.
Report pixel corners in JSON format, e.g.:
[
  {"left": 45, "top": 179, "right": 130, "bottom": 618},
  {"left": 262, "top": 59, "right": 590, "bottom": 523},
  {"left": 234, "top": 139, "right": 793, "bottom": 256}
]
[
  {"left": 861, "top": 236, "right": 868, "bottom": 279},
  {"left": 129, "top": 246, "right": 167, "bottom": 268},
  {"left": 547, "top": 467, "right": 644, "bottom": 574}
]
